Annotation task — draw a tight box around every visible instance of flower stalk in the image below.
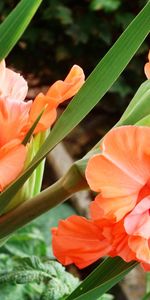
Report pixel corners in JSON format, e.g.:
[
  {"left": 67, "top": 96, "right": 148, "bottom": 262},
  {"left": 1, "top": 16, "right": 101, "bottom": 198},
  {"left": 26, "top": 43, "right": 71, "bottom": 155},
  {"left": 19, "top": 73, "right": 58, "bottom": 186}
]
[{"left": 0, "top": 165, "right": 88, "bottom": 239}]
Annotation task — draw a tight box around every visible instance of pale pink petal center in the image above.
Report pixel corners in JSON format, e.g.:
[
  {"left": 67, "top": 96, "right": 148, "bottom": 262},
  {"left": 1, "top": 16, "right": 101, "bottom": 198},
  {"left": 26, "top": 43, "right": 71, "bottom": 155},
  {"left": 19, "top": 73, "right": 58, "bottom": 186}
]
[
  {"left": 124, "top": 196, "right": 150, "bottom": 239},
  {"left": 0, "top": 60, "right": 28, "bottom": 101}
]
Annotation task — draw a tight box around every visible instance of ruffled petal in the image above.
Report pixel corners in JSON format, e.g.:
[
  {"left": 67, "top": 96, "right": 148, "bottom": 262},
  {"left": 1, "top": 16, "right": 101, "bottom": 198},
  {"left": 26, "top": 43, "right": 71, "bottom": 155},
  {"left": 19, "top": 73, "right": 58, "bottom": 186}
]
[
  {"left": 46, "top": 65, "right": 85, "bottom": 104},
  {"left": 91, "top": 216, "right": 136, "bottom": 263},
  {"left": 0, "top": 97, "right": 32, "bottom": 147},
  {"left": 102, "top": 126, "right": 150, "bottom": 186},
  {"left": 52, "top": 215, "right": 111, "bottom": 268},
  {"left": 28, "top": 93, "right": 57, "bottom": 134},
  {"left": 141, "top": 262, "right": 150, "bottom": 271},
  {"left": 86, "top": 152, "right": 141, "bottom": 197},
  {"left": 128, "top": 236, "right": 150, "bottom": 265},
  {"left": 108, "top": 221, "right": 136, "bottom": 262},
  {"left": 0, "top": 60, "right": 28, "bottom": 101},
  {"left": 90, "top": 193, "right": 137, "bottom": 221},
  {"left": 29, "top": 65, "right": 84, "bottom": 134},
  {"left": 124, "top": 197, "right": 150, "bottom": 239},
  {"left": 86, "top": 126, "right": 150, "bottom": 219},
  {"left": 0, "top": 139, "right": 27, "bottom": 191}
]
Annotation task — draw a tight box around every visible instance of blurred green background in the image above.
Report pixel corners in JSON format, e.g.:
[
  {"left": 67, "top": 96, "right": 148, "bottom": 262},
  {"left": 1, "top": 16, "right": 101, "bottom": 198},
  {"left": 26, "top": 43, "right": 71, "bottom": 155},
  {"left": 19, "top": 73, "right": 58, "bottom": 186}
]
[{"left": 0, "top": 0, "right": 149, "bottom": 115}]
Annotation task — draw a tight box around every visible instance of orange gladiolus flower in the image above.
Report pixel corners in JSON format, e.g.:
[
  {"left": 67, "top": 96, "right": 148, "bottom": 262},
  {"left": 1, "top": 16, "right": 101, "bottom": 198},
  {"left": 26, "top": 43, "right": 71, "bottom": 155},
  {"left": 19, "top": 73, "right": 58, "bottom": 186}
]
[
  {"left": 0, "top": 139, "right": 26, "bottom": 192},
  {"left": 0, "top": 60, "right": 29, "bottom": 190},
  {"left": 0, "top": 61, "right": 84, "bottom": 191},
  {"left": 0, "top": 97, "right": 32, "bottom": 147},
  {"left": 28, "top": 65, "right": 85, "bottom": 134},
  {"left": 0, "top": 60, "right": 32, "bottom": 147},
  {"left": 144, "top": 50, "right": 150, "bottom": 79},
  {"left": 52, "top": 126, "right": 150, "bottom": 271}
]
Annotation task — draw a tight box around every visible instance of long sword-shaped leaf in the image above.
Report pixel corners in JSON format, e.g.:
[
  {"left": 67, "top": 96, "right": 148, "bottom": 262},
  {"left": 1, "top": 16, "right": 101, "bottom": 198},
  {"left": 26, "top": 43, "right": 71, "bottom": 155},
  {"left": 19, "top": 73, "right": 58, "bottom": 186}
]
[
  {"left": 0, "top": 0, "right": 42, "bottom": 60},
  {"left": 0, "top": 2, "right": 150, "bottom": 212},
  {"left": 66, "top": 257, "right": 137, "bottom": 300}
]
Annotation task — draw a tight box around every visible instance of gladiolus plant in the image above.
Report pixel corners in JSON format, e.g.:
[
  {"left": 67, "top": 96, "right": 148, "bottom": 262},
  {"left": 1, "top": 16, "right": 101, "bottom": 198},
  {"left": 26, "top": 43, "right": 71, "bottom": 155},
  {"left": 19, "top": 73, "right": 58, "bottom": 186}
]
[{"left": 0, "top": 0, "right": 150, "bottom": 299}]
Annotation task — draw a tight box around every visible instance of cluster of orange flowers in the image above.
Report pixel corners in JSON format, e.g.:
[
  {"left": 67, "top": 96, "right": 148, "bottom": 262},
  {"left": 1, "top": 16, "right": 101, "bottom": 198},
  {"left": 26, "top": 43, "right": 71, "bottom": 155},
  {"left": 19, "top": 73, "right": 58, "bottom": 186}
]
[
  {"left": 1, "top": 49, "right": 150, "bottom": 271},
  {"left": 52, "top": 51, "right": 150, "bottom": 271},
  {"left": 0, "top": 61, "right": 85, "bottom": 191}
]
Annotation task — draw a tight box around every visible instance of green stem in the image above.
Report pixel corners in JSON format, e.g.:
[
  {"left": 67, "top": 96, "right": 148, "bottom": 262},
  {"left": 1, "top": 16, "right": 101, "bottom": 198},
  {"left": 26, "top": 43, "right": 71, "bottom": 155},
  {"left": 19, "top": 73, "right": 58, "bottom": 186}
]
[
  {"left": 0, "top": 165, "right": 88, "bottom": 239},
  {"left": 146, "top": 273, "right": 150, "bottom": 294}
]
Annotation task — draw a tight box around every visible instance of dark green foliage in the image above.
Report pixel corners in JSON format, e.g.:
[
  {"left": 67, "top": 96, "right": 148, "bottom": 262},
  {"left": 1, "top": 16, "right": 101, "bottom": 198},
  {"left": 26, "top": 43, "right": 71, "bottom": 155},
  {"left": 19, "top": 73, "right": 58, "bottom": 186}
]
[
  {"left": 0, "top": 255, "right": 78, "bottom": 299},
  {"left": 0, "top": 255, "right": 79, "bottom": 299},
  {"left": 0, "top": 255, "right": 114, "bottom": 299},
  {"left": 0, "top": 204, "right": 79, "bottom": 300}
]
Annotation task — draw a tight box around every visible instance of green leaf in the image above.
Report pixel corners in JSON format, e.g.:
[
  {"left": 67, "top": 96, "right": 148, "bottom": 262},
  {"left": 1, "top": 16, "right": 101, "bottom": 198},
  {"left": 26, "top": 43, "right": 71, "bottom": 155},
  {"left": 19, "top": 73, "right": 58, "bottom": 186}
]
[
  {"left": 41, "top": 265, "right": 79, "bottom": 300},
  {"left": 142, "top": 272, "right": 150, "bottom": 300},
  {"left": 90, "top": 0, "right": 121, "bottom": 12},
  {"left": 146, "top": 272, "right": 150, "bottom": 294},
  {"left": 0, "top": 1, "right": 150, "bottom": 212},
  {"left": 142, "top": 293, "right": 150, "bottom": 300},
  {"left": 0, "top": 236, "right": 10, "bottom": 247},
  {"left": 66, "top": 257, "right": 137, "bottom": 300},
  {"left": 0, "top": 255, "right": 79, "bottom": 300},
  {"left": 0, "top": 255, "right": 43, "bottom": 298},
  {"left": 99, "top": 294, "right": 114, "bottom": 300},
  {"left": 0, "top": 284, "right": 25, "bottom": 300},
  {"left": 118, "top": 80, "right": 150, "bottom": 125},
  {"left": 2, "top": 228, "right": 46, "bottom": 257},
  {"left": 0, "top": 0, "right": 43, "bottom": 60},
  {"left": 135, "top": 114, "right": 150, "bottom": 126}
]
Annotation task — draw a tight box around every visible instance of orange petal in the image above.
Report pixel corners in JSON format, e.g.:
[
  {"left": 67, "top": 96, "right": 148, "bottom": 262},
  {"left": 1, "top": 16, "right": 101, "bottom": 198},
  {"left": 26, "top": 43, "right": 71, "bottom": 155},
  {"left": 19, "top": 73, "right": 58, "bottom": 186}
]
[
  {"left": 46, "top": 65, "right": 85, "bottom": 104},
  {"left": 0, "top": 139, "right": 27, "bottom": 191},
  {"left": 124, "top": 197, "right": 150, "bottom": 239},
  {"left": 0, "top": 97, "right": 32, "bottom": 147},
  {"left": 90, "top": 196, "right": 104, "bottom": 220},
  {"left": 128, "top": 236, "right": 150, "bottom": 265},
  {"left": 0, "top": 60, "right": 28, "bottom": 101},
  {"left": 141, "top": 262, "right": 150, "bottom": 271},
  {"left": 90, "top": 211, "right": 137, "bottom": 263},
  {"left": 90, "top": 193, "right": 137, "bottom": 221},
  {"left": 102, "top": 126, "right": 150, "bottom": 185},
  {"left": 109, "top": 221, "right": 136, "bottom": 262},
  {"left": 86, "top": 152, "right": 141, "bottom": 197},
  {"left": 29, "top": 65, "right": 84, "bottom": 134},
  {"left": 28, "top": 93, "right": 57, "bottom": 134},
  {"left": 86, "top": 126, "right": 150, "bottom": 219},
  {"left": 52, "top": 215, "right": 111, "bottom": 268},
  {"left": 144, "top": 50, "right": 150, "bottom": 79},
  {"left": 90, "top": 213, "right": 136, "bottom": 263}
]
